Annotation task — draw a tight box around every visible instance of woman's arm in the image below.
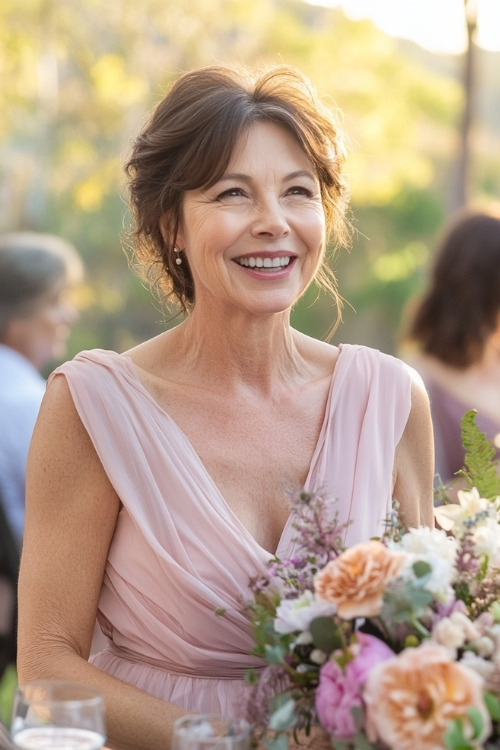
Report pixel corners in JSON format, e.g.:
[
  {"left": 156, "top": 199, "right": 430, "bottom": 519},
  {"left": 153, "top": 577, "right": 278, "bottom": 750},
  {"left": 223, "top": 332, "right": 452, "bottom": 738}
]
[
  {"left": 393, "top": 374, "right": 435, "bottom": 529},
  {"left": 17, "top": 375, "right": 189, "bottom": 750}
]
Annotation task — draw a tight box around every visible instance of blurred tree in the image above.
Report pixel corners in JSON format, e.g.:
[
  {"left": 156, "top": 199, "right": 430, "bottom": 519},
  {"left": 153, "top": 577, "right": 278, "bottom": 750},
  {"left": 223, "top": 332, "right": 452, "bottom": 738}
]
[{"left": 450, "top": 0, "right": 479, "bottom": 211}]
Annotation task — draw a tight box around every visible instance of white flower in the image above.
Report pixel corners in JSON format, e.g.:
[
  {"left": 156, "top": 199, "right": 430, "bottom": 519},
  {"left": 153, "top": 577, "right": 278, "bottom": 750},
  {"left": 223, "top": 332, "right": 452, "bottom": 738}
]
[
  {"left": 296, "top": 663, "right": 310, "bottom": 673},
  {"left": 434, "top": 487, "right": 491, "bottom": 533},
  {"left": 432, "top": 612, "right": 481, "bottom": 652},
  {"left": 472, "top": 517, "right": 500, "bottom": 567},
  {"left": 292, "top": 631, "right": 313, "bottom": 646},
  {"left": 274, "top": 590, "right": 337, "bottom": 635},
  {"left": 432, "top": 618, "right": 466, "bottom": 651},
  {"left": 395, "top": 526, "right": 457, "bottom": 561},
  {"left": 461, "top": 651, "right": 499, "bottom": 691},
  {"left": 310, "top": 649, "right": 327, "bottom": 665},
  {"left": 473, "top": 636, "right": 495, "bottom": 659},
  {"left": 391, "top": 527, "right": 458, "bottom": 602}
]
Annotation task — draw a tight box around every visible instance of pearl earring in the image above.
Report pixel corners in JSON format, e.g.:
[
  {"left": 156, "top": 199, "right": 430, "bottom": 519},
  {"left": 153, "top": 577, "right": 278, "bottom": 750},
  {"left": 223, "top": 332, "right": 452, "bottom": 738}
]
[{"left": 174, "top": 247, "right": 182, "bottom": 266}]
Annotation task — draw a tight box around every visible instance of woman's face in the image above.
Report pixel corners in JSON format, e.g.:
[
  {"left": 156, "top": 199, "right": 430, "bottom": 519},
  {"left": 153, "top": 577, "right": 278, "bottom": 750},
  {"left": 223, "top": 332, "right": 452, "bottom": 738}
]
[
  {"left": 176, "top": 121, "right": 326, "bottom": 318},
  {"left": 7, "top": 277, "right": 78, "bottom": 370}
]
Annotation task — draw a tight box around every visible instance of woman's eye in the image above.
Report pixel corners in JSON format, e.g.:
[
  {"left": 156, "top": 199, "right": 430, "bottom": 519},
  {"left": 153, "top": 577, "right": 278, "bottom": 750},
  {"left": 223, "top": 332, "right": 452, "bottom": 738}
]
[
  {"left": 216, "top": 187, "right": 245, "bottom": 200},
  {"left": 287, "top": 186, "right": 314, "bottom": 197}
]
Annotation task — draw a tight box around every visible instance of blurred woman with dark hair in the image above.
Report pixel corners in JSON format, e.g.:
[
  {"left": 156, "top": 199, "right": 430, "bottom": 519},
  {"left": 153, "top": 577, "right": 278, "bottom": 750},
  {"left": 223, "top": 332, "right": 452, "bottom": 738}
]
[{"left": 404, "top": 205, "right": 500, "bottom": 486}]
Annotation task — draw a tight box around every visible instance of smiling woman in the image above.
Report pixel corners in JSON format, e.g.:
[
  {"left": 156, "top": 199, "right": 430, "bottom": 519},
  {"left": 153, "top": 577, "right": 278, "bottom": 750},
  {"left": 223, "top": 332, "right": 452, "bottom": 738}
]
[
  {"left": 174, "top": 121, "right": 326, "bottom": 318},
  {"left": 17, "top": 63, "right": 435, "bottom": 750}
]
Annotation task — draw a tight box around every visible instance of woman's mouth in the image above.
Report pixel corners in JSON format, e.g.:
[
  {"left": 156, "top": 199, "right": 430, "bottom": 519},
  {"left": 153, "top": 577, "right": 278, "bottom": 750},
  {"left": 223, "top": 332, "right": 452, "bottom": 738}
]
[{"left": 234, "top": 256, "right": 292, "bottom": 271}]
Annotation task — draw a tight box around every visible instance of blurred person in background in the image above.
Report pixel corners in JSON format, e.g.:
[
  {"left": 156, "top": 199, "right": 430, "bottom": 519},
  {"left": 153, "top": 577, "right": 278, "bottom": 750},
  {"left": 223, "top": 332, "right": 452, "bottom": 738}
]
[
  {"left": 402, "top": 204, "right": 500, "bottom": 489},
  {"left": 0, "top": 231, "right": 84, "bottom": 547}
]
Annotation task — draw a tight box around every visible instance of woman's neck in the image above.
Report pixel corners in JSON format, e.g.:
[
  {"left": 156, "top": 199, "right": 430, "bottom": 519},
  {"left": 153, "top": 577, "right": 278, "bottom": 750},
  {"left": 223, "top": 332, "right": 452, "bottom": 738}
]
[
  {"left": 169, "top": 311, "right": 310, "bottom": 390},
  {"left": 127, "top": 304, "right": 332, "bottom": 397}
]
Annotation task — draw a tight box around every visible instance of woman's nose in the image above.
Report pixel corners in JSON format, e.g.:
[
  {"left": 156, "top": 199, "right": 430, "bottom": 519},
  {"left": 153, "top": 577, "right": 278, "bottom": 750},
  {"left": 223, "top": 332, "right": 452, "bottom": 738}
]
[{"left": 250, "top": 197, "right": 290, "bottom": 238}]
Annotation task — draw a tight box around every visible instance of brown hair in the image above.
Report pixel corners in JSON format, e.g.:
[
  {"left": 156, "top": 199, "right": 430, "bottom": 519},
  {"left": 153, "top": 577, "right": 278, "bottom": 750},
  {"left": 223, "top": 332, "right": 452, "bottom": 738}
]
[
  {"left": 124, "top": 63, "right": 350, "bottom": 316},
  {"left": 407, "top": 206, "right": 500, "bottom": 368}
]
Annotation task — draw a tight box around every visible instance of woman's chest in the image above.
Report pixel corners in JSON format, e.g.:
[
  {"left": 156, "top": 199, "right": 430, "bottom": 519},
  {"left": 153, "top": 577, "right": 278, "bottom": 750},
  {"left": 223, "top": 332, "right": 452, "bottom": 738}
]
[{"left": 162, "top": 384, "right": 331, "bottom": 552}]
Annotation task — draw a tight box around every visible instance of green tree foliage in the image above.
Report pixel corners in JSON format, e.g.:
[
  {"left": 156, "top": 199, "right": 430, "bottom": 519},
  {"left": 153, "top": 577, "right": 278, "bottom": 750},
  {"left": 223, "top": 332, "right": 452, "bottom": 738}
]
[{"left": 0, "top": 0, "right": 493, "bottom": 355}]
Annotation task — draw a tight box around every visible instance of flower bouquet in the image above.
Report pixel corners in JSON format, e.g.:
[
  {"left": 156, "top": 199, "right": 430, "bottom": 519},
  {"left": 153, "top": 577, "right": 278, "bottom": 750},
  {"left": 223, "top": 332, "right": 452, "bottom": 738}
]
[{"left": 242, "top": 411, "right": 500, "bottom": 750}]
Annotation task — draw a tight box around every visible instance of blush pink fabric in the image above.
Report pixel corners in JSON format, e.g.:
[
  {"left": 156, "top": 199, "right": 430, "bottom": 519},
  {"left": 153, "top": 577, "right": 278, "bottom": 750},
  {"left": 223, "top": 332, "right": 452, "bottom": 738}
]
[{"left": 49, "top": 344, "right": 412, "bottom": 717}]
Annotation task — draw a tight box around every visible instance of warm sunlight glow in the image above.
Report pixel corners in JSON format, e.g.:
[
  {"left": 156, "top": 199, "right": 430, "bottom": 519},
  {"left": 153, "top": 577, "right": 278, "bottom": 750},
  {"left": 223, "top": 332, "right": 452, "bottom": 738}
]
[{"left": 305, "top": 0, "right": 500, "bottom": 54}]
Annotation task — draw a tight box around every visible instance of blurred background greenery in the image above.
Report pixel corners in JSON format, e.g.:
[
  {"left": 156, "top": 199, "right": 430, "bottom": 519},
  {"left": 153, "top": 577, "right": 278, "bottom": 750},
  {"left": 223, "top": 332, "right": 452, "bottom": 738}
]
[{"left": 1, "top": 0, "right": 499, "bottom": 358}]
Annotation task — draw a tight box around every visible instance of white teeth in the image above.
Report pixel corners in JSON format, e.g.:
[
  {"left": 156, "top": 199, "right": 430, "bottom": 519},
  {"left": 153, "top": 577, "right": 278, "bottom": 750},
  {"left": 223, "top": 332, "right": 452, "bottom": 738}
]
[{"left": 236, "top": 256, "right": 291, "bottom": 269}]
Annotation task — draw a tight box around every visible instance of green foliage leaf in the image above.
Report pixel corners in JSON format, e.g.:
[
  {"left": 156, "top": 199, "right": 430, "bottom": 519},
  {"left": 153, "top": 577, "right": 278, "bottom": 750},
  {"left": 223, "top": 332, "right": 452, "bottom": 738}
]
[
  {"left": 244, "top": 668, "right": 259, "bottom": 685},
  {"left": 490, "top": 600, "right": 500, "bottom": 623},
  {"left": 264, "top": 734, "right": 289, "bottom": 750},
  {"left": 350, "top": 705, "right": 364, "bottom": 732},
  {"left": 309, "top": 616, "right": 343, "bottom": 652},
  {"left": 268, "top": 698, "right": 297, "bottom": 732},
  {"left": 443, "top": 717, "right": 472, "bottom": 750},
  {"left": 339, "top": 732, "right": 373, "bottom": 750},
  {"left": 264, "top": 644, "right": 287, "bottom": 665},
  {"left": 412, "top": 559, "right": 432, "bottom": 578},
  {"left": 332, "top": 708, "right": 374, "bottom": 750},
  {"left": 458, "top": 410, "right": 500, "bottom": 500},
  {"left": 466, "top": 706, "right": 484, "bottom": 740},
  {"left": 484, "top": 690, "right": 500, "bottom": 721},
  {"left": 381, "top": 579, "right": 433, "bottom": 623},
  {"left": 248, "top": 590, "right": 285, "bottom": 660}
]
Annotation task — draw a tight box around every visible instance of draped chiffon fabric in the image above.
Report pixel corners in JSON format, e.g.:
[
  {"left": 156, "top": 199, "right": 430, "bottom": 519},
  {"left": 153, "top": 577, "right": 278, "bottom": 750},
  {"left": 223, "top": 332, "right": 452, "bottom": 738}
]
[{"left": 49, "top": 344, "right": 413, "bottom": 717}]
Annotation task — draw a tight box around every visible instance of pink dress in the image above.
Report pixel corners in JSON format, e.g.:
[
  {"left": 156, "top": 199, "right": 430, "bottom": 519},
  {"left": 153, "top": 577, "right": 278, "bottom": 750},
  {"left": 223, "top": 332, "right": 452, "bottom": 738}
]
[{"left": 50, "top": 344, "right": 413, "bottom": 717}]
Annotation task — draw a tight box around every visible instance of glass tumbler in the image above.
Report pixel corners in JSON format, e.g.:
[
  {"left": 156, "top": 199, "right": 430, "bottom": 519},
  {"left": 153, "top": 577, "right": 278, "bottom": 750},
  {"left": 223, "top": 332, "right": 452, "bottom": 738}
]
[
  {"left": 11, "top": 680, "right": 106, "bottom": 750},
  {"left": 172, "top": 715, "right": 251, "bottom": 750}
]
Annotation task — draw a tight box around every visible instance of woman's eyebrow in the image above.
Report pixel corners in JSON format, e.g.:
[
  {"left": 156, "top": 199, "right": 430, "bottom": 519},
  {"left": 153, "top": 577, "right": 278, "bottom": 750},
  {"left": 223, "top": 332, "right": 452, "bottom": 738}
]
[{"left": 218, "top": 169, "right": 317, "bottom": 183}]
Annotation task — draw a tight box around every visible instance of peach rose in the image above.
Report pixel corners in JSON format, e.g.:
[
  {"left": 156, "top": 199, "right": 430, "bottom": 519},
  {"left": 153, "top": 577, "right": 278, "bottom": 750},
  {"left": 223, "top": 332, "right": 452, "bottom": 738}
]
[
  {"left": 363, "top": 643, "right": 491, "bottom": 750},
  {"left": 314, "top": 540, "right": 405, "bottom": 618}
]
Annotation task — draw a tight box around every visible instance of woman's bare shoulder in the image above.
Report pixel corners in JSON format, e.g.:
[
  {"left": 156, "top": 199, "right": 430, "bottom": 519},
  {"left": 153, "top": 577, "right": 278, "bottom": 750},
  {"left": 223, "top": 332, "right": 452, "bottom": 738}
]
[
  {"left": 28, "top": 367, "right": 120, "bottom": 522},
  {"left": 33, "top": 370, "right": 106, "bottom": 474},
  {"left": 293, "top": 331, "right": 340, "bottom": 376}
]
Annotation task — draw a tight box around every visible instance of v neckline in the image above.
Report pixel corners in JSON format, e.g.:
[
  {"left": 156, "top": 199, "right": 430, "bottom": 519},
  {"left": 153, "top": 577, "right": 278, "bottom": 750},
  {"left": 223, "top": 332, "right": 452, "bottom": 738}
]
[{"left": 107, "top": 347, "right": 347, "bottom": 557}]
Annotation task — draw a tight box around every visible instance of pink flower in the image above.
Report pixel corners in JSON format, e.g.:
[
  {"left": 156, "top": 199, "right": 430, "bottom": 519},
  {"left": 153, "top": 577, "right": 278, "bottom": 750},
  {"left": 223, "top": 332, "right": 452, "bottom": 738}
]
[
  {"left": 363, "top": 643, "right": 491, "bottom": 750},
  {"left": 315, "top": 633, "right": 395, "bottom": 739}
]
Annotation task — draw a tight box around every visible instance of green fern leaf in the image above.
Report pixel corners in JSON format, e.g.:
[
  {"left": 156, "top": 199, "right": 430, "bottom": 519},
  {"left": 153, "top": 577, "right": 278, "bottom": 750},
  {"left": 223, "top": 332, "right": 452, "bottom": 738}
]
[{"left": 457, "top": 410, "right": 500, "bottom": 500}]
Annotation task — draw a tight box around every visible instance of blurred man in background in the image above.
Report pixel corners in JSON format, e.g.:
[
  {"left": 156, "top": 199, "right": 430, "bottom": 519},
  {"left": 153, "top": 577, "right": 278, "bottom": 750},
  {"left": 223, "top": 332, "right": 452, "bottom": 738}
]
[{"left": 0, "top": 231, "right": 83, "bottom": 676}]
